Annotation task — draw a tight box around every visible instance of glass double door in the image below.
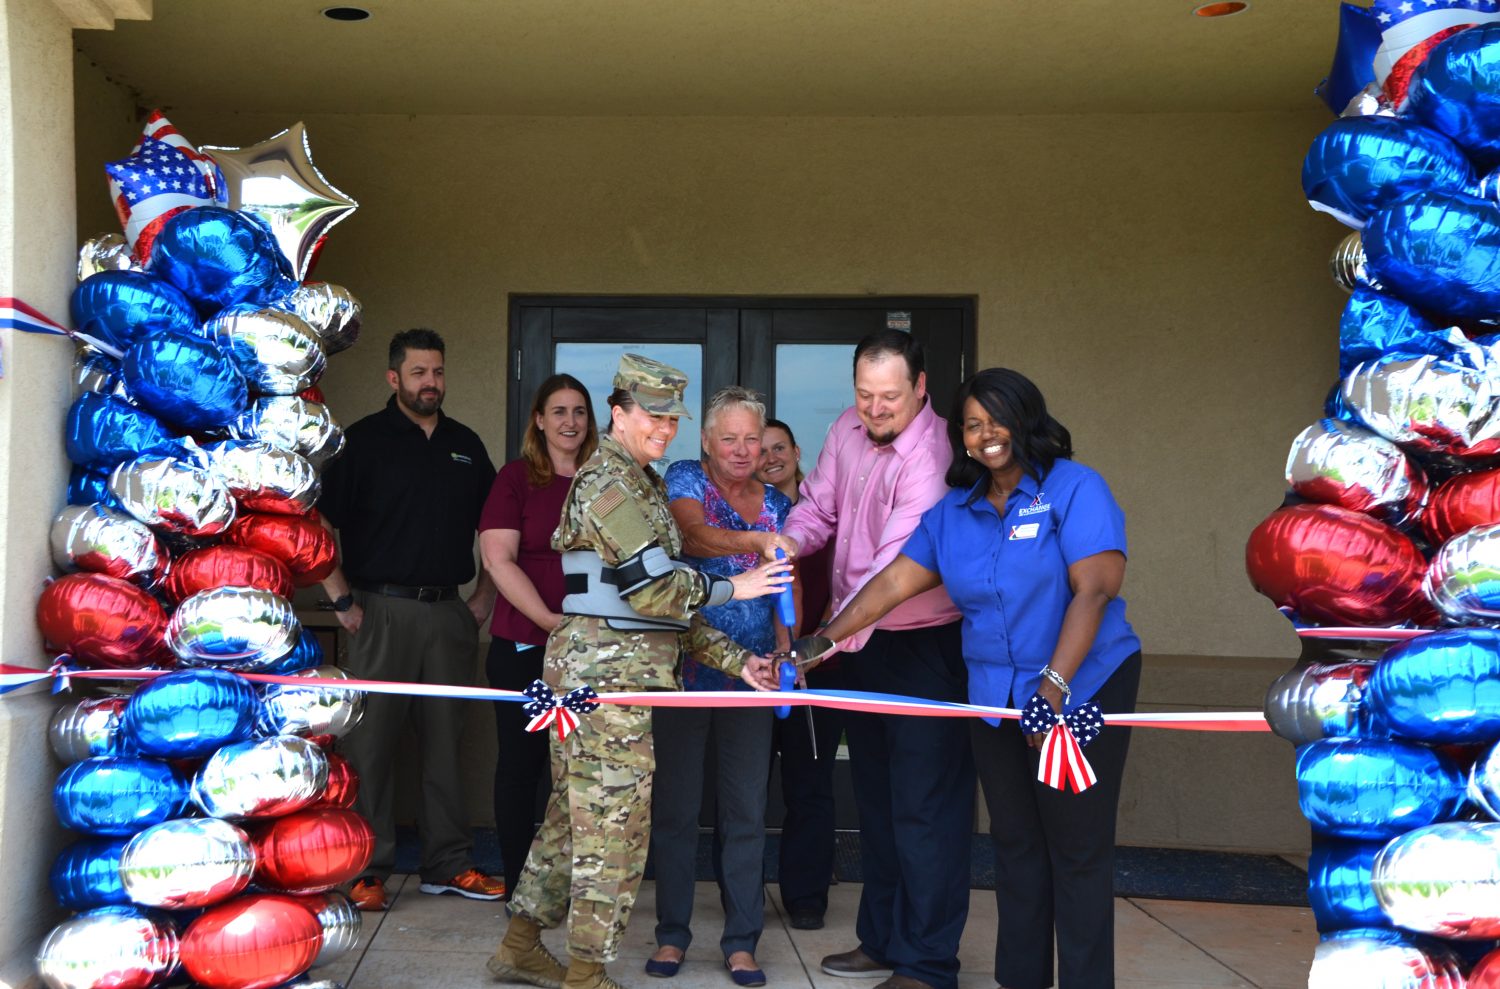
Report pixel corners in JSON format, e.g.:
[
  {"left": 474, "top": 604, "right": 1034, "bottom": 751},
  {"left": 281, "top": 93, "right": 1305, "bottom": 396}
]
[{"left": 506, "top": 296, "right": 975, "bottom": 473}]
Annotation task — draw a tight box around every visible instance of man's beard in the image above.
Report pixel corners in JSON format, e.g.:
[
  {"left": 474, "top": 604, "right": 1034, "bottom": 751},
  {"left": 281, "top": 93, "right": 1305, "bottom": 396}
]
[
  {"left": 402, "top": 387, "right": 443, "bottom": 416},
  {"left": 865, "top": 426, "right": 897, "bottom": 446}
]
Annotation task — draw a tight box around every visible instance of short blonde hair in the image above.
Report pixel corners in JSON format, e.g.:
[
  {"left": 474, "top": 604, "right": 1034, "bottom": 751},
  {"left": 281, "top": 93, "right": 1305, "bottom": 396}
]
[{"left": 703, "top": 386, "right": 766, "bottom": 436}]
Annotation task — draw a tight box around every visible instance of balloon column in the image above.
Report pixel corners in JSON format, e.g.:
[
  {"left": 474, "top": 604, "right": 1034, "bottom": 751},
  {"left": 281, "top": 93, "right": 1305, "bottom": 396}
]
[
  {"left": 1252, "top": 9, "right": 1500, "bottom": 985},
  {"left": 35, "top": 112, "right": 371, "bottom": 989}
]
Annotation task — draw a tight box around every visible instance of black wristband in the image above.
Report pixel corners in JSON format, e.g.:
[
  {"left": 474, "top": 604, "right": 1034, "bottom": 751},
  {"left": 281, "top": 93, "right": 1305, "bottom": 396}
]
[{"left": 332, "top": 593, "right": 355, "bottom": 613}]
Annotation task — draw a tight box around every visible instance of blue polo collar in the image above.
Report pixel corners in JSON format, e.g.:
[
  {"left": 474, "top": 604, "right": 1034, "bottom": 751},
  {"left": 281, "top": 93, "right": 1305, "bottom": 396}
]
[{"left": 963, "top": 463, "right": 1045, "bottom": 510}]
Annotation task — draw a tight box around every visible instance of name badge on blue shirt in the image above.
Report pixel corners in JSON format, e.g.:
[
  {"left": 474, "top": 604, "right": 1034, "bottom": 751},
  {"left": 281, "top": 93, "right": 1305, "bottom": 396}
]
[{"left": 1008, "top": 522, "right": 1040, "bottom": 540}]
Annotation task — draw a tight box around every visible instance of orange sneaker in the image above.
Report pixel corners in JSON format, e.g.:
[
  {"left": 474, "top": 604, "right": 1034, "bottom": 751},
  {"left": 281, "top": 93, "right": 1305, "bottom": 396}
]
[
  {"left": 350, "top": 876, "right": 389, "bottom": 912},
  {"left": 419, "top": 868, "right": 506, "bottom": 900}
]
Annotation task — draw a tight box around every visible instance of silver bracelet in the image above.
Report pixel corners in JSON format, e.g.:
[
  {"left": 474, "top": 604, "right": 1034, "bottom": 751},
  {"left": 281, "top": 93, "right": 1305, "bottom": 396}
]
[{"left": 1039, "top": 665, "right": 1072, "bottom": 699}]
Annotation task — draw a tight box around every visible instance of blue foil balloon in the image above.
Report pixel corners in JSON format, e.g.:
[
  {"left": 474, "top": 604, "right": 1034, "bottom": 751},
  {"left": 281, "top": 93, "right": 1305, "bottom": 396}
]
[
  {"left": 1339, "top": 287, "right": 1449, "bottom": 376},
  {"left": 260, "top": 628, "right": 324, "bottom": 676},
  {"left": 1296, "top": 737, "right": 1466, "bottom": 839},
  {"left": 1302, "top": 115, "right": 1474, "bottom": 229},
  {"left": 50, "top": 836, "right": 131, "bottom": 910},
  {"left": 148, "top": 207, "right": 297, "bottom": 316},
  {"left": 1308, "top": 839, "right": 1387, "bottom": 934},
  {"left": 67, "top": 465, "right": 124, "bottom": 511},
  {"left": 65, "top": 392, "right": 176, "bottom": 471},
  {"left": 1368, "top": 629, "right": 1500, "bottom": 743},
  {"left": 69, "top": 270, "right": 198, "bottom": 353},
  {"left": 1317, "top": 3, "right": 1382, "bottom": 115},
  {"left": 1410, "top": 24, "right": 1500, "bottom": 167},
  {"left": 54, "top": 756, "right": 191, "bottom": 836},
  {"left": 1364, "top": 189, "right": 1500, "bottom": 318},
  {"left": 122, "top": 330, "right": 248, "bottom": 430},
  {"left": 122, "top": 669, "right": 262, "bottom": 759}
]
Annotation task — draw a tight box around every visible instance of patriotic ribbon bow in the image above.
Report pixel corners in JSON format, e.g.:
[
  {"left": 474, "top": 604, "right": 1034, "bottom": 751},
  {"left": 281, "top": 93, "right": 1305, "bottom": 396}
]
[
  {"left": 522, "top": 679, "right": 601, "bottom": 741},
  {"left": 1020, "top": 693, "right": 1105, "bottom": 794}
]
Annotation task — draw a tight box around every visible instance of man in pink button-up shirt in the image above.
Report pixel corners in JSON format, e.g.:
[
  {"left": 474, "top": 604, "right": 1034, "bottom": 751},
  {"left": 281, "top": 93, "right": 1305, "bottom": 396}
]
[{"left": 783, "top": 331, "right": 975, "bottom": 989}]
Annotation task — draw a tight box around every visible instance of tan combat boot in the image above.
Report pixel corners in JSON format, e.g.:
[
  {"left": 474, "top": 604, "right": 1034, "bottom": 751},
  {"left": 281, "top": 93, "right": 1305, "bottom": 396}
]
[
  {"left": 562, "top": 958, "right": 628, "bottom": 989},
  {"left": 487, "top": 914, "right": 568, "bottom": 988}
]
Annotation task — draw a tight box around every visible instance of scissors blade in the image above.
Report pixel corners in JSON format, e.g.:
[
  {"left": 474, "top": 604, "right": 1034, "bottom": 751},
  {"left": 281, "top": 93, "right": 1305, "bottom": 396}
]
[
  {"left": 804, "top": 705, "right": 818, "bottom": 761},
  {"left": 788, "top": 635, "right": 836, "bottom": 669}
]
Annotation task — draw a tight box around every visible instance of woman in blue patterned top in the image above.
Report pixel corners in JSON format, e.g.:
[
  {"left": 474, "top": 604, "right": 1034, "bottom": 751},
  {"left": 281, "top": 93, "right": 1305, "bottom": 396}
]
[{"left": 648, "top": 386, "right": 795, "bottom": 988}]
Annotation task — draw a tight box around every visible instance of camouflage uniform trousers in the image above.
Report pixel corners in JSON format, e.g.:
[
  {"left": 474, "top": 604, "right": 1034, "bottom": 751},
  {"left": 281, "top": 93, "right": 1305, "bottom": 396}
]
[{"left": 510, "top": 629, "right": 660, "bottom": 962}]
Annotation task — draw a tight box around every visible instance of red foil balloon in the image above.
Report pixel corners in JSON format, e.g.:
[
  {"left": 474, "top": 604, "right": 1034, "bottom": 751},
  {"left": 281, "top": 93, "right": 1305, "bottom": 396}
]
[
  {"left": 1245, "top": 503, "right": 1427, "bottom": 626},
  {"left": 316, "top": 752, "right": 359, "bottom": 810},
  {"left": 1424, "top": 466, "right": 1500, "bottom": 544},
  {"left": 226, "top": 511, "right": 335, "bottom": 587},
  {"left": 164, "top": 545, "right": 296, "bottom": 603},
  {"left": 1472, "top": 947, "right": 1500, "bottom": 988},
  {"left": 252, "top": 807, "right": 374, "bottom": 894},
  {"left": 297, "top": 386, "right": 324, "bottom": 403},
  {"left": 37, "top": 572, "right": 168, "bottom": 667},
  {"left": 180, "top": 893, "right": 322, "bottom": 989}
]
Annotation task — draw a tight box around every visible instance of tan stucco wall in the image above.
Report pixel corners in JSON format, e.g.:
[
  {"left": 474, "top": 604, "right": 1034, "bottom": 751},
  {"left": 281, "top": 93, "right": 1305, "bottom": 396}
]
[
  {"left": 67, "top": 65, "right": 1325, "bottom": 858},
  {"left": 2, "top": 1, "right": 87, "bottom": 984}
]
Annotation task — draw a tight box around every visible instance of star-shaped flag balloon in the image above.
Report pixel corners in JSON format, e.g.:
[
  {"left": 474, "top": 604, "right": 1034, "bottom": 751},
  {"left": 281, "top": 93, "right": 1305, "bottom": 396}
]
[
  {"left": 205, "top": 123, "right": 358, "bottom": 282},
  {"left": 105, "top": 111, "right": 228, "bottom": 262}
]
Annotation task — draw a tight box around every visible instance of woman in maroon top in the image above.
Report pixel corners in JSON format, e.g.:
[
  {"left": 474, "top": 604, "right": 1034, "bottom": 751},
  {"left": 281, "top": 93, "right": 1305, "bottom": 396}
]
[
  {"left": 759, "top": 419, "right": 842, "bottom": 931},
  {"left": 479, "top": 373, "right": 598, "bottom": 898}
]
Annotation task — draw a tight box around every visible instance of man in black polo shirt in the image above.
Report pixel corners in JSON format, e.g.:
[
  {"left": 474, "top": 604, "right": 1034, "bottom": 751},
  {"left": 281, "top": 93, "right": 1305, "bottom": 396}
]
[{"left": 319, "top": 327, "right": 503, "bottom": 912}]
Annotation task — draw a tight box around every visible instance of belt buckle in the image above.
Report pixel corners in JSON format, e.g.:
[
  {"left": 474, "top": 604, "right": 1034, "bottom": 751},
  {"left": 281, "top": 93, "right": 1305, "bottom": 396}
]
[{"left": 415, "top": 586, "right": 440, "bottom": 603}]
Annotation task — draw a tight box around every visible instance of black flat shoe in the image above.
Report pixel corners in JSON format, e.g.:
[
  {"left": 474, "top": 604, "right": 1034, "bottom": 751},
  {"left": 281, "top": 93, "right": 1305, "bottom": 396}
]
[
  {"left": 646, "top": 953, "right": 683, "bottom": 978},
  {"left": 788, "top": 911, "right": 824, "bottom": 930},
  {"left": 726, "top": 961, "right": 767, "bottom": 987}
]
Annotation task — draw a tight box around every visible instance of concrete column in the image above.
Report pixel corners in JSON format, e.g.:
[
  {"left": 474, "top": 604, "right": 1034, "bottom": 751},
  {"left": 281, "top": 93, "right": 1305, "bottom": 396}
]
[{"left": 0, "top": 0, "right": 147, "bottom": 982}]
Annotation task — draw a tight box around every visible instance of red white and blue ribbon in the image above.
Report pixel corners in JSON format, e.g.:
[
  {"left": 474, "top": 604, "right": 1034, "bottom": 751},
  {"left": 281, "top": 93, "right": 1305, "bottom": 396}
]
[
  {"left": 1038, "top": 720, "right": 1099, "bottom": 794},
  {"left": 0, "top": 297, "right": 123, "bottom": 360},
  {"left": 521, "top": 679, "right": 601, "bottom": 740}
]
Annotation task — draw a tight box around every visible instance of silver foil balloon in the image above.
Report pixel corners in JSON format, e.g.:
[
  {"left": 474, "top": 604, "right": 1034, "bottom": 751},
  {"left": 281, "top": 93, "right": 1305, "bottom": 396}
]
[
  {"left": 202, "top": 439, "right": 320, "bottom": 515},
  {"left": 166, "top": 586, "right": 300, "bottom": 669},
  {"left": 108, "top": 456, "right": 237, "bottom": 537},
  {"left": 230, "top": 396, "right": 345, "bottom": 468},
  {"left": 299, "top": 889, "right": 362, "bottom": 967},
  {"left": 1471, "top": 741, "right": 1500, "bottom": 820},
  {"left": 1372, "top": 821, "right": 1500, "bottom": 938},
  {"left": 77, "top": 233, "right": 138, "bottom": 281},
  {"left": 72, "top": 348, "right": 130, "bottom": 400},
  {"left": 1331, "top": 231, "right": 1381, "bottom": 293},
  {"left": 205, "top": 122, "right": 359, "bottom": 281},
  {"left": 35, "top": 905, "right": 179, "bottom": 989},
  {"left": 50, "top": 503, "right": 165, "bottom": 585},
  {"left": 204, "top": 305, "right": 326, "bottom": 396},
  {"left": 119, "top": 817, "right": 256, "bottom": 909},
  {"left": 258, "top": 666, "right": 365, "bottom": 739},
  {"left": 1285, "top": 419, "right": 1426, "bottom": 525},
  {"left": 1425, "top": 523, "right": 1500, "bottom": 622},
  {"left": 1308, "top": 934, "right": 1463, "bottom": 989},
  {"left": 279, "top": 282, "right": 361, "bottom": 355},
  {"left": 49, "top": 696, "right": 130, "bottom": 763},
  {"left": 1263, "top": 661, "right": 1376, "bottom": 745},
  {"left": 281, "top": 981, "right": 347, "bottom": 989},
  {"left": 192, "top": 734, "right": 329, "bottom": 819},
  {"left": 1343, "top": 355, "right": 1500, "bottom": 461},
  {"left": 1341, "top": 82, "right": 1397, "bottom": 119}
]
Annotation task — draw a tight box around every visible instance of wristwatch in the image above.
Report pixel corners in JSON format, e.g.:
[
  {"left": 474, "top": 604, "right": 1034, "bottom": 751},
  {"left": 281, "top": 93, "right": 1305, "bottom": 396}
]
[{"left": 331, "top": 593, "right": 355, "bottom": 613}]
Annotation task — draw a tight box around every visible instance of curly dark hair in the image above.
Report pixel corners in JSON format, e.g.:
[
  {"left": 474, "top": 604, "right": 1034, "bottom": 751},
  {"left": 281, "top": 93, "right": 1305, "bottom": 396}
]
[{"left": 945, "top": 368, "right": 1073, "bottom": 491}]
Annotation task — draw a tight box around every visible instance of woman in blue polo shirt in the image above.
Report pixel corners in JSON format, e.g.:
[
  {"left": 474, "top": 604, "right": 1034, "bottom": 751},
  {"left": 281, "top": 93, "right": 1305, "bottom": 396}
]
[{"left": 817, "top": 367, "right": 1141, "bottom": 989}]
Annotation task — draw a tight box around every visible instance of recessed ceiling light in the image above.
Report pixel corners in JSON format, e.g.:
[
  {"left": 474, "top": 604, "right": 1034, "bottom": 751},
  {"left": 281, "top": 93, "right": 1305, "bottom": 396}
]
[
  {"left": 322, "top": 6, "right": 371, "bottom": 21},
  {"left": 1193, "top": 2, "right": 1249, "bottom": 15}
]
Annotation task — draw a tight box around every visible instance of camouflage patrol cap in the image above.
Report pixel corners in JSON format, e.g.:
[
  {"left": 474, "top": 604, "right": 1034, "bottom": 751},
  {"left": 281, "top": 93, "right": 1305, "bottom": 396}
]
[{"left": 614, "top": 353, "right": 692, "bottom": 417}]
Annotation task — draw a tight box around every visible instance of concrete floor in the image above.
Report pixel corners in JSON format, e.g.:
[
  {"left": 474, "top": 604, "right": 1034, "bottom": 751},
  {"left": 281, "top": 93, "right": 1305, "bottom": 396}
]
[{"left": 314, "top": 878, "right": 1319, "bottom": 989}]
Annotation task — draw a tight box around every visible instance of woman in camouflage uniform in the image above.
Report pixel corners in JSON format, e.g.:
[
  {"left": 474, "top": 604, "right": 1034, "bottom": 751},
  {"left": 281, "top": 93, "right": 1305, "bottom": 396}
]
[{"left": 489, "top": 354, "right": 789, "bottom": 989}]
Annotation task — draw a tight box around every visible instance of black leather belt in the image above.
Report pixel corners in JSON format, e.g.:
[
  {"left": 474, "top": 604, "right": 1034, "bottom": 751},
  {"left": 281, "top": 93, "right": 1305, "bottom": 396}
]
[{"left": 353, "top": 580, "right": 459, "bottom": 603}]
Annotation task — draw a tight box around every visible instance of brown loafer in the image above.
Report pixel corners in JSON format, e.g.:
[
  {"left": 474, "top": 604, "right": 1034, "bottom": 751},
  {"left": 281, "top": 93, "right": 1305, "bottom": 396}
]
[
  {"left": 819, "top": 948, "right": 893, "bottom": 979},
  {"left": 873, "top": 977, "right": 936, "bottom": 989}
]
